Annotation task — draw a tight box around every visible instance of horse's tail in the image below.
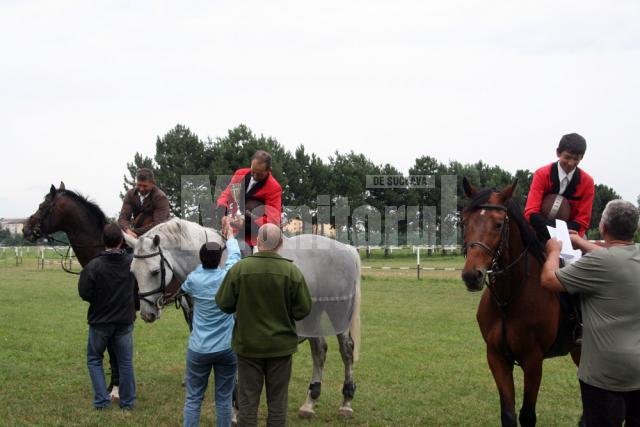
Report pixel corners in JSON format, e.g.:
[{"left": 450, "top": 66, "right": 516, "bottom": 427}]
[{"left": 350, "top": 246, "right": 362, "bottom": 362}]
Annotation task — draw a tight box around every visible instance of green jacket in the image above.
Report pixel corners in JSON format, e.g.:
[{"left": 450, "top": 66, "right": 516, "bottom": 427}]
[{"left": 215, "top": 251, "right": 312, "bottom": 358}]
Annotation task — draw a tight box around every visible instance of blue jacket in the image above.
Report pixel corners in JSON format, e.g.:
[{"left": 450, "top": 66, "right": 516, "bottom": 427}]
[{"left": 181, "top": 238, "right": 241, "bottom": 354}]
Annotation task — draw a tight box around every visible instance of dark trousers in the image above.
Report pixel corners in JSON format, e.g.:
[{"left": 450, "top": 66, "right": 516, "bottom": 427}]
[
  {"left": 237, "top": 355, "right": 292, "bottom": 427},
  {"left": 580, "top": 380, "right": 640, "bottom": 427}
]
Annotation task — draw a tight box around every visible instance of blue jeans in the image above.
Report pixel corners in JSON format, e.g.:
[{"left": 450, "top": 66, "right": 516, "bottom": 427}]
[
  {"left": 184, "top": 347, "right": 237, "bottom": 427},
  {"left": 87, "top": 323, "right": 136, "bottom": 409}
]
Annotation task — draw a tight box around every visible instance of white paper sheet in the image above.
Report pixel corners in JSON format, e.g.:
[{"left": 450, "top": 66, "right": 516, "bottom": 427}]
[{"left": 546, "top": 219, "right": 582, "bottom": 264}]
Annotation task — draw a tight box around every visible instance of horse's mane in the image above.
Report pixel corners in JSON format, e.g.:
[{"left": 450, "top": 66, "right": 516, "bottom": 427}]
[
  {"left": 143, "top": 218, "right": 223, "bottom": 249},
  {"left": 464, "top": 188, "right": 545, "bottom": 263},
  {"left": 60, "top": 190, "right": 107, "bottom": 227}
]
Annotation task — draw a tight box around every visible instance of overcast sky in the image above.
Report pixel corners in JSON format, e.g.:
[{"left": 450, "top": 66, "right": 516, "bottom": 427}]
[{"left": 2, "top": 0, "right": 639, "bottom": 219}]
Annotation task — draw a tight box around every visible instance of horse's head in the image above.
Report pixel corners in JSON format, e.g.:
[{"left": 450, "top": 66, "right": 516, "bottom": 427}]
[
  {"left": 23, "top": 182, "right": 66, "bottom": 241},
  {"left": 460, "top": 177, "right": 517, "bottom": 292},
  {"left": 131, "top": 234, "right": 179, "bottom": 323}
]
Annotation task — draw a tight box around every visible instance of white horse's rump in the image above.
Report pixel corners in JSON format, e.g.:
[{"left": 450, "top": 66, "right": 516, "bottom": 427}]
[{"left": 279, "top": 234, "right": 361, "bottom": 361}]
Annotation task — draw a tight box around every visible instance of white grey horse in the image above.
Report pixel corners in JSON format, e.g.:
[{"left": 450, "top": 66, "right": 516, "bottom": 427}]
[{"left": 125, "top": 218, "right": 361, "bottom": 418}]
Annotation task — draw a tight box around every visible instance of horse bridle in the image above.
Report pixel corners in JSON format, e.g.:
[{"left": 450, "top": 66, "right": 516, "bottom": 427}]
[
  {"left": 464, "top": 204, "right": 511, "bottom": 276},
  {"left": 29, "top": 194, "right": 59, "bottom": 240},
  {"left": 464, "top": 203, "right": 530, "bottom": 306},
  {"left": 134, "top": 246, "right": 183, "bottom": 308}
]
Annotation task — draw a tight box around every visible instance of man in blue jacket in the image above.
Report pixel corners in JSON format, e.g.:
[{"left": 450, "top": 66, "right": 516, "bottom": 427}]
[{"left": 182, "top": 219, "right": 242, "bottom": 427}]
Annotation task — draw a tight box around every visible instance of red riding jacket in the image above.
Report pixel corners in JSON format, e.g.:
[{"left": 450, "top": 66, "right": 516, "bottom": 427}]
[
  {"left": 524, "top": 162, "right": 595, "bottom": 236},
  {"left": 216, "top": 168, "right": 282, "bottom": 246}
]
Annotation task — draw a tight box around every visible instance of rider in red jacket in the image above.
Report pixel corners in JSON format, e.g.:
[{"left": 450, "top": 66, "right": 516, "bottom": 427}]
[
  {"left": 525, "top": 133, "right": 595, "bottom": 240},
  {"left": 216, "top": 151, "right": 282, "bottom": 251}
]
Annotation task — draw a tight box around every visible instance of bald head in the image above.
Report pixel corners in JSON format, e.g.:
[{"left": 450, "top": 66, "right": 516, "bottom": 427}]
[{"left": 257, "top": 223, "right": 283, "bottom": 252}]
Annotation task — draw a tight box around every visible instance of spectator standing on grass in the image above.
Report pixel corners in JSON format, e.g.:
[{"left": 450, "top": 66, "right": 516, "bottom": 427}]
[
  {"left": 78, "top": 223, "right": 136, "bottom": 410},
  {"left": 541, "top": 200, "right": 640, "bottom": 426},
  {"left": 216, "top": 223, "right": 312, "bottom": 427},
  {"left": 182, "top": 218, "right": 241, "bottom": 427}
]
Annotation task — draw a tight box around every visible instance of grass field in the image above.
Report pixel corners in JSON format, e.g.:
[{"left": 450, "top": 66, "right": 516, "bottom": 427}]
[{"left": 0, "top": 254, "right": 583, "bottom": 426}]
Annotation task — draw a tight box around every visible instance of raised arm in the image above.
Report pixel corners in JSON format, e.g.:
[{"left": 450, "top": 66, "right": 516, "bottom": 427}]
[
  {"left": 222, "top": 237, "right": 242, "bottom": 272},
  {"left": 569, "top": 230, "right": 602, "bottom": 254},
  {"left": 215, "top": 266, "right": 239, "bottom": 314}
]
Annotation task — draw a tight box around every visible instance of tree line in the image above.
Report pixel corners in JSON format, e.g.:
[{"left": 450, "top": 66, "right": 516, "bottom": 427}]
[{"left": 121, "top": 124, "right": 630, "bottom": 244}]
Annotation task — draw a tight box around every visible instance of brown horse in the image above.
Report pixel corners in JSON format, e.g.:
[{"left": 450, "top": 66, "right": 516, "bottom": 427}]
[{"left": 460, "top": 178, "right": 581, "bottom": 427}]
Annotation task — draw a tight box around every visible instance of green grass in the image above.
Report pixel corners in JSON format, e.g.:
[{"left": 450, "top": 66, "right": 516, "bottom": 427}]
[{"left": 0, "top": 264, "right": 582, "bottom": 426}]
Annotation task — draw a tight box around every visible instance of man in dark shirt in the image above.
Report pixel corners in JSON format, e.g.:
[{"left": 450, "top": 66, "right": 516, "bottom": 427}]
[
  {"left": 118, "top": 168, "right": 171, "bottom": 238},
  {"left": 78, "top": 223, "right": 137, "bottom": 410}
]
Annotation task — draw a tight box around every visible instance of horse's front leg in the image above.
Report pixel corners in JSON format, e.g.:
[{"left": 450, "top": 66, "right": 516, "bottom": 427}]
[
  {"left": 107, "top": 344, "right": 120, "bottom": 401},
  {"left": 297, "top": 337, "right": 327, "bottom": 419},
  {"left": 488, "top": 349, "right": 517, "bottom": 427},
  {"left": 519, "top": 354, "right": 543, "bottom": 427},
  {"left": 337, "top": 331, "right": 356, "bottom": 419}
]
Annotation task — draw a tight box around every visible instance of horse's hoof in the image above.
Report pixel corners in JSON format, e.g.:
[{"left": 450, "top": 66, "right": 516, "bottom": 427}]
[
  {"left": 298, "top": 407, "right": 316, "bottom": 419},
  {"left": 109, "top": 386, "right": 120, "bottom": 401},
  {"left": 339, "top": 406, "right": 354, "bottom": 419}
]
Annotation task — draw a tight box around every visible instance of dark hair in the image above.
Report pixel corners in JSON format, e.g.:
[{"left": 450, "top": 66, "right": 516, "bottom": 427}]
[
  {"left": 136, "top": 168, "right": 154, "bottom": 182},
  {"left": 103, "top": 223, "right": 123, "bottom": 248},
  {"left": 251, "top": 150, "right": 272, "bottom": 170},
  {"left": 557, "top": 133, "right": 587, "bottom": 156},
  {"left": 601, "top": 200, "right": 639, "bottom": 241},
  {"left": 200, "top": 242, "right": 223, "bottom": 269}
]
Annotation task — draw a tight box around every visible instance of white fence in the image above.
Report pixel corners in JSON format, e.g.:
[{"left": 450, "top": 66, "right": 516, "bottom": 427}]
[{"left": 0, "top": 246, "right": 76, "bottom": 270}]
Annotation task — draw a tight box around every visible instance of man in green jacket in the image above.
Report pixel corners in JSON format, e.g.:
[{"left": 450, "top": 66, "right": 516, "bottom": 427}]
[{"left": 216, "top": 223, "right": 312, "bottom": 427}]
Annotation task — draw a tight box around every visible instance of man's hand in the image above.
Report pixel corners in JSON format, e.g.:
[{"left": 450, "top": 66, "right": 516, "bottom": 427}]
[
  {"left": 125, "top": 229, "right": 138, "bottom": 238},
  {"left": 224, "top": 223, "right": 235, "bottom": 240},
  {"left": 230, "top": 215, "right": 245, "bottom": 229},
  {"left": 221, "top": 216, "right": 231, "bottom": 230},
  {"left": 568, "top": 229, "right": 601, "bottom": 254},
  {"left": 569, "top": 230, "right": 584, "bottom": 247},
  {"left": 545, "top": 238, "right": 562, "bottom": 255}
]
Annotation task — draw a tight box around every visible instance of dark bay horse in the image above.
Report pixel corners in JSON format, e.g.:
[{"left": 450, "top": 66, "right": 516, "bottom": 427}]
[
  {"left": 23, "top": 183, "right": 106, "bottom": 266},
  {"left": 460, "top": 178, "right": 581, "bottom": 427}
]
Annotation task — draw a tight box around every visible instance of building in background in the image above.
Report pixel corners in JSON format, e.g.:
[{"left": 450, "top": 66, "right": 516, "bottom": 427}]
[{"left": 0, "top": 218, "right": 26, "bottom": 235}]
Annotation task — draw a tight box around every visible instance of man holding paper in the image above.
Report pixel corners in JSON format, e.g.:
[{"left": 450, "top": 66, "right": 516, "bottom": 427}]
[{"left": 541, "top": 200, "right": 640, "bottom": 426}]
